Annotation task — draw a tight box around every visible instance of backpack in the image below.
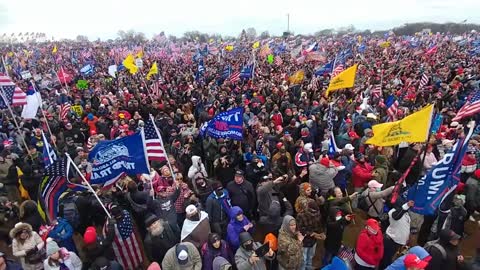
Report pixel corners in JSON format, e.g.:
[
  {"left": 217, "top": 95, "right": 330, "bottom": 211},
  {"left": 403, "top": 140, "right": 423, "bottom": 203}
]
[
  {"left": 424, "top": 240, "right": 447, "bottom": 260},
  {"left": 59, "top": 194, "right": 80, "bottom": 230},
  {"left": 358, "top": 191, "right": 375, "bottom": 212}
]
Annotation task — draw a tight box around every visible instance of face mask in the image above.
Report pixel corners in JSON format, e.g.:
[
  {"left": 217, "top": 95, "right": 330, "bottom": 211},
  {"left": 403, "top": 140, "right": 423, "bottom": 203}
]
[
  {"left": 190, "top": 212, "right": 201, "bottom": 221},
  {"left": 244, "top": 243, "right": 254, "bottom": 251}
]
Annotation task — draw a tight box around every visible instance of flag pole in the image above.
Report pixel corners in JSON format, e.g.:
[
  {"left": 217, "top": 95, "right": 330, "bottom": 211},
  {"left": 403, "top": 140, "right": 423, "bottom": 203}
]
[
  {"left": 30, "top": 81, "right": 57, "bottom": 148},
  {"left": 65, "top": 153, "right": 112, "bottom": 219},
  {"left": 139, "top": 127, "right": 155, "bottom": 199},
  {"left": 149, "top": 114, "right": 176, "bottom": 180}
]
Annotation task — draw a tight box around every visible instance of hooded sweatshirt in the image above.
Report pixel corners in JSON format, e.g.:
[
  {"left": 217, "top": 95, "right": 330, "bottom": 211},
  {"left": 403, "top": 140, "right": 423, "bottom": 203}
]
[
  {"left": 277, "top": 215, "right": 303, "bottom": 270},
  {"left": 213, "top": 256, "right": 232, "bottom": 270},
  {"left": 385, "top": 246, "right": 430, "bottom": 270},
  {"left": 188, "top": 156, "right": 208, "bottom": 181},
  {"left": 226, "top": 207, "right": 253, "bottom": 251}
]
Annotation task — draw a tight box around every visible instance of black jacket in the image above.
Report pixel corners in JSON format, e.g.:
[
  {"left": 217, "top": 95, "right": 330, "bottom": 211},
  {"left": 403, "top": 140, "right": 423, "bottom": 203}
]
[
  {"left": 425, "top": 240, "right": 460, "bottom": 270},
  {"left": 226, "top": 180, "right": 256, "bottom": 217},
  {"left": 144, "top": 222, "right": 178, "bottom": 263}
]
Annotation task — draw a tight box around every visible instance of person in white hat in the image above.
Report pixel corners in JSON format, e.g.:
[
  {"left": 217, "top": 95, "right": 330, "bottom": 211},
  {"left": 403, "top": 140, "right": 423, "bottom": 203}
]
[
  {"left": 162, "top": 242, "right": 202, "bottom": 270},
  {"left": 181, "top": 205, "right": 211, "bottom": 249}
]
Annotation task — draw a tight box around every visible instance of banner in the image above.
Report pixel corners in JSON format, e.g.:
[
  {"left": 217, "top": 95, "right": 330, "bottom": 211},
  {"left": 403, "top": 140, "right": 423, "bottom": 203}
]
[
  {"left": 326, "top": 64, "right": 358, "bottom": 96},
  {"left": 366, "top": 104, "right": 434, "bottom": 146},
  {"left": 200, "top": 107, "right": 243, "bottom": 140},
  {"left": 407, "top": 122, "right": 474, "bottom": 215},
  {"left": 88, "top": 131, "right": 149, "bottom": 187}
]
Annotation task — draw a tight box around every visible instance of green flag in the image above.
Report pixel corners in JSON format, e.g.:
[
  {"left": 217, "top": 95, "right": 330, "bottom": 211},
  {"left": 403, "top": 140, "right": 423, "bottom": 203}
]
[{"left": 267, "top": 54, "right": 274, "bottom": 64}]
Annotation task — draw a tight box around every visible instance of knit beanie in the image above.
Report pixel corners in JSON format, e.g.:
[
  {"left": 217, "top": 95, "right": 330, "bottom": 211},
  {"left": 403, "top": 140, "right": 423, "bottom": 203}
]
[
  {"left": 46, "top": 238, "right": 60, "bottom": 256},
  {"left": 83, "top": 226, "right": 97, "bottom": 245}
]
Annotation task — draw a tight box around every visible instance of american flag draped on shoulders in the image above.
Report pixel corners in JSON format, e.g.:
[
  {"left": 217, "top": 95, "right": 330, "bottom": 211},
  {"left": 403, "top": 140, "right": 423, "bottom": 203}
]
[
  {"left": 103, "top": 205, "right": 144, "bottom": 269},
  {"left": 144, "top": 114, "right": 167, "bottom": 161},
  {"left": 0, "top": 73, "right": 27, "bottom": 108},
  {"left": 452, "top": 89, "right": 480, "bottom": 122}
]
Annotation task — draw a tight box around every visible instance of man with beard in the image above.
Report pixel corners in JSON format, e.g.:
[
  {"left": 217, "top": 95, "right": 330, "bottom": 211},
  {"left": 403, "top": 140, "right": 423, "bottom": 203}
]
[
  {"left": 226, "top": 170, "right": 256, "bottom": 220},
  {"left": 63, "top": 122, "right": 85, "bottom": 147},
  {"left": 235, "top": 232, "right": 275, "bottom": 270},
  {"left": 143, "top": 214, "right": 178, "bottom": 264},
  {"left": 181, "top": 204, "right": 211, "bottom": 249}
]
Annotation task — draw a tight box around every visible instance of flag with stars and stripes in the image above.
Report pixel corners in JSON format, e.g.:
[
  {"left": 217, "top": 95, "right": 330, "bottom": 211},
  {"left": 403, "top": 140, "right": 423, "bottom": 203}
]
[
  {"left": 144, "top": 115, "right": 167, "bottom": 161},
  {"left": 419, "top": 73, "right": 429, "bottom": 90},
  {"left": 42, "top": 131, "right": 57, "bottom": 168},
  {"left": 372, "top": 84, "right": 382, "bottom": 99},
  {"left": 0, "top": 73, "right": 27, "bottom": 109},
  {"left": 452, "top": 89, "right": 480, "bottom": 122},
  {"left": 274, "top": 55, "right": 283, "bottom": 66},
  {"left": 387, "top": 99, "right": 399, "bottom": 122},
  {"left": 60, "top": 102, "right": 71, "bottom": 121},
  {"left": 228, "top": 71, "right": 241, "bottom": 83},
  {"left": 37, "top": 157, "right": 81, "bottom": 221},
  {"left": 103, "top": 209, "right": 144, "bottom": 269}
]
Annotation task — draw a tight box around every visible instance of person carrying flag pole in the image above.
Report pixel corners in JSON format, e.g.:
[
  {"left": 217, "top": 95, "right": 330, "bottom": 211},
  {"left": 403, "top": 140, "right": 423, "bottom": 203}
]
[{"left": 30, "top": 80, "right": 57, "bottom": 148}]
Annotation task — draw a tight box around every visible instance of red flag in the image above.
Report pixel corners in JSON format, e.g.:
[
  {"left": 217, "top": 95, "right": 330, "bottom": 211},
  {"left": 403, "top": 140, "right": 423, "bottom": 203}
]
[{"left": 57, "top": 68, "right": 72, "bottom": 84}]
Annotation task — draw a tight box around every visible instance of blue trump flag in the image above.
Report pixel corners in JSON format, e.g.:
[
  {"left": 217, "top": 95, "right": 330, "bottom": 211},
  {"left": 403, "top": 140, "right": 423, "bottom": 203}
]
[
  {"left": 407, "top": 123, "right": 474, "bottom": 215},
  {"left": 88, "top": 131, "right": 150, "bottom": 187},
  {"left": 200, "top": 107, "right": 244, "bottom": 140}
]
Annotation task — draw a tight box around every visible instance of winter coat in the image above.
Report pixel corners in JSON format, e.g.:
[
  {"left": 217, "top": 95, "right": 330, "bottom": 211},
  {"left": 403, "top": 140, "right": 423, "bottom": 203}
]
[
  {"left": 188, "top": 156, "right": 208, "bottom": 181},
  {"left": 201, "top": 240, "right": 233, "bottom": 270},
  {"left": 397, "top": 147, "right": 422, "bottom": 185},
  {"left": 47, "top": 217, "right": 76, "bottom": 253},
  {"left": 386, "top": 246, "right": 430, "bottom": 270},
  {"left": 324, "top": 206, "right": 350, "bottom": 254},
  {"left": 205, "top": 190, "right": 232, "bottom": 224},
  {"left": 235, "top": 242, "right": 273, "bottom": 270},
  {"left": 352, "top": 161, "right": 373, "bottom": 188},
  {"left": 277, "top": 216, "right": 303, "bottom": 270},
  {"left": 226, "top": 207, "right": 253, "bottom": 252},
  {"left": 181, "top": 211, "right": 211, "bottom": 249},
  {"left": 10, "top": 223, "right": 45, "bottom": 270},
  {"left": 425, "top": 239, "right": 460, "bottom": 270},
  {"left": 256, "top": 181, "right": 292, "bottom": 230},
  {"left": 354, "top": 226, "right": 384, "bottom": 267},
  {"left": 19, "top": 200, "right": 45, "bottom": 233},
  {"left": 373, "top": 155, "right": 389, "bottom": 184},
  {"left": 162, "top": 242, "right": 202, "bottom": 270},
  {"left": 361, "top": 187, "right": 394, "bottom": 218},
  {"left": 226, "top": 179, "right": 256, "bottom": 217},
  {"left": 465, "top": 175, "right": 480, "bottom": 211},
  {"left": 144, "top": 220, "right": 178, "bottom": 264},
  {"left": 309, "top": 163, "right": 338, "bottom": 193},
  {"left": 212, "top": 256, "right": 231, "bottom": 270},
  {"left": 43, "top": 249, "right": 82, "bottom": 270},
  {"left": 297, "top": 208, "right": 323, "bottom": 248}
]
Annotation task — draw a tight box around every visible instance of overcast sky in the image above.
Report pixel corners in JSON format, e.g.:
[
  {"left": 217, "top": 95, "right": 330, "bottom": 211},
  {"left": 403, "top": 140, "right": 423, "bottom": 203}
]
[{"left": 0, "top": 0, "right": 479, "bottom": 40}]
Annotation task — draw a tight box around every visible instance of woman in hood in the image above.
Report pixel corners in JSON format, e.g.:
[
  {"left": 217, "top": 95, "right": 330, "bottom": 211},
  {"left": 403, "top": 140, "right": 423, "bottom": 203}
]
[
  {"left": 188, "top": 155, "right": 208, "bottom": 182},
  {"left": 10, "top": 222, "right": 45, "bottom": 270},
  {"left": 19, "top": 200, "right": 45, "bottom": 234},
  {"left": 212, "top": 256, "right": 232, "bottom": 270},
  {"left": 277, "top": 215, "right": 303, "bottom": 270},
  {"left": 201, "top": 233, "right": 234, "bottom": 270},
  {"left": 43, "top": 238, "right": 82, "bottom": 270},
  {"left": 386, "top": 246, "right": 431, "bottom": 270},
  {"left": 226, "top": 206, "right": 254, "bottom": 252}
]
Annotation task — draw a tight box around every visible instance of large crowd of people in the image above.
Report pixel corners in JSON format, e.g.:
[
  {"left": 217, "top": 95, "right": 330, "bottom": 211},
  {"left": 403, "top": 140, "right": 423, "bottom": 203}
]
[{"left": 0, "top": 29, "right": 479, "bottom": 270}]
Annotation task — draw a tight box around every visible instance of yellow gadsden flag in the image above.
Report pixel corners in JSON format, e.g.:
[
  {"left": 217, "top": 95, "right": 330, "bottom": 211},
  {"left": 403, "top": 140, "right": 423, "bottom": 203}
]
[
  {"left": 146, "top": 62, "right": 158, "bottom": 80},
  {"left": 325, "top": 64, "right": 358, "bottom": 96},
  {"left": 252, "top": 41, "right": 260, "bottom": 49},
  {"left": 52, "top": 45, "right": 57, "bottom": 54},
  {"left": 122, "top": 54, "right": 138, "bottom": 75},
  {"left": 366, "top": 104, "right": 434, "bottom": 146},
  {"left": 288, "top": 70, "right": 304, "bottom": 85}
]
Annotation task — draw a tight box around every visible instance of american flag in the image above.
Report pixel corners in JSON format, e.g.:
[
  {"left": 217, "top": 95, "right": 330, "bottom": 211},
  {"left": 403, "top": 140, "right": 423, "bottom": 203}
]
[
  {"left": 144, "top": 115, "right": 167, "bottom": 161},
  {"left": 60, "top": 103, "right": 71, "bottom": 121},
  {"left": 331, "top": 64, "right": 344, "bottom": 78},
  {"left": 103, "top": 210, "right": 143, "bottom": 269},
  {"left": 387, "top": 100, "right": 399, "bottom": 121},
  {"left": 274, "top": 55, "right": 283, "bottom": 66},
  {"left": 229, "top": 71, "right": 241, "bottom": 83},
  {"left": 372, "top": 84, "right": 382, "bottom": 99},
  {"left": 151, "top": 81, "right": 160, "bottom": 97},
  {"left": 419, "top": 73, "right": 429, "bottom": 90},
  {"left": 452, "top": 90, "right": 480, "bottom": 121},
  {"left": 0, "top": 73, "right": 27, "bottom": 109}
]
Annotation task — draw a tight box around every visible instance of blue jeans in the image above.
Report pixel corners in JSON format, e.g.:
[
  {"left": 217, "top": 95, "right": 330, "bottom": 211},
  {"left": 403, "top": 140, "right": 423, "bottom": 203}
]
[{"left": 301, "top": 244, "right": 317, "bottom": 270}]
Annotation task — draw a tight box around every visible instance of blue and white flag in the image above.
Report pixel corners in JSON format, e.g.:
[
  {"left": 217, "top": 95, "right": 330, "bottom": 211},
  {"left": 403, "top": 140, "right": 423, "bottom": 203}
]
[
  {"left": 200, "top": 107, "right": 244, "bottom": 140},
  {"left": 80, "top": 64, "right": 94, "bottom": 76},
  {"left": 88, "top": 131, "right": 150, "bottom": 187},
  {"left": 21, "top": 86, "right": 41, "bottom": 119},
  {"left": 315, "top": 61, "right": 333, "bottom": 76},
  {"left": 42, "top": 131, "right": 57, "bottom": 168},
  {"left": 328, "top": 131, "right": 339, "bottom": 157},
  {"left": 407, "top": 122, "right": 474, "bottom": 215}
]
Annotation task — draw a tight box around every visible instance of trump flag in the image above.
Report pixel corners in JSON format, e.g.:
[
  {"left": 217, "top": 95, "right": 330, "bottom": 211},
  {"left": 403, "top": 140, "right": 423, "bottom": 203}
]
[
  {"left": 200, "top": 107, "right": 244, "bottom": 140},
  {"left": 88, "top": 131, "right": 149, "bottom": 187}
]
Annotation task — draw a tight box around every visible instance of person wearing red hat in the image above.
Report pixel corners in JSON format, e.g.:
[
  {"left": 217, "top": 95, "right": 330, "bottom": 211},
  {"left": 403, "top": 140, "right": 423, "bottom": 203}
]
[
  {"left": 404, "top": 254, "right": 429, "bottom": 270},
  {"left": 82, "top": 221, "right": 115, "bottom": 269},
  {"left": 354, "top": 219, "right": 384, "bottom": 269}
]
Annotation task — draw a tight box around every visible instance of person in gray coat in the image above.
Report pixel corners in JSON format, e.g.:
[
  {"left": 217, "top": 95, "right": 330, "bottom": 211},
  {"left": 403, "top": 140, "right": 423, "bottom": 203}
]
[
  {"left": 235, "top": 232, "right": 275, "bottom": 270},
  {"left": 256, "top": 175, "right": 293, "bottom": 233},
  {"left": 361, "top": 180, "right": 394, "bottom": 219},
  {"left": 309, "top": 157, "right": 341, "bottom": 196}
]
